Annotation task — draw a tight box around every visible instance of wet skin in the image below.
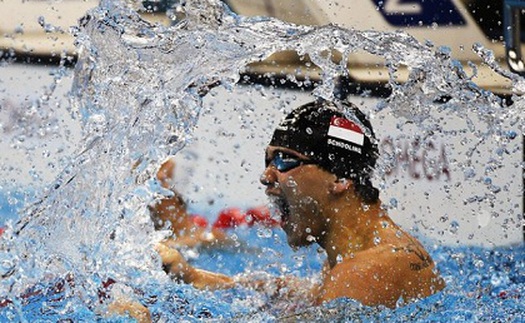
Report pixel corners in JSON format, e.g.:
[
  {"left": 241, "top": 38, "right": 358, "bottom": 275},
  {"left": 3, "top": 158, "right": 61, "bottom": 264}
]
[
  {"left": 261, "top": 145, "right": 445, "bottom": 307},
  {"left": 156, "top": 146, "right": 445, "bottom": 311}
]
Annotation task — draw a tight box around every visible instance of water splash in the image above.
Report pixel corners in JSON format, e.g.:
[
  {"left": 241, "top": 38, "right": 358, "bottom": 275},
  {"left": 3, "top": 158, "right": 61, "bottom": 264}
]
[{"left": 0, "top": 0, "right": 524, "bottom": 320}]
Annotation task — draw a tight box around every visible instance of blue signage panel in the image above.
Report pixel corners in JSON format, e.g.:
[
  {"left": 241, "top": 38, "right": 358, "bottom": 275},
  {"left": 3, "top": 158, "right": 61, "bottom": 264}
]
[{"left": 373, "top": 0, "right": 466, "bottom": 27}]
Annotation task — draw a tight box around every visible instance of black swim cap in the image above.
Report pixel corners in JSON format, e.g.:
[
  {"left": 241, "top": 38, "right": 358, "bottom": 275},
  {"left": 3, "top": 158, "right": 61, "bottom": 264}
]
[{"left": 269, "top": 100, "right": 379, "bottom": 203}]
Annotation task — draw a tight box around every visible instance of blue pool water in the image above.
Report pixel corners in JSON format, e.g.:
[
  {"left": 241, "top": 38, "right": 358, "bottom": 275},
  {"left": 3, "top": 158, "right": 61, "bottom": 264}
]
[
  {"left": 0, "top": 0, "right": 524, "bottom": 321},
  {"left": 0, "top": 193, "right": 523, "bottom": 321},
  {"left": 1, "top": 190, "right": 524, "bottom": 321}
]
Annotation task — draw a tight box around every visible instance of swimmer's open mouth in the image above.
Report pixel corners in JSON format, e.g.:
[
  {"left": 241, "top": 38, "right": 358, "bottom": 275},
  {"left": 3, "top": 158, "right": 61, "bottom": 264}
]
[{"left": 269, "top": 196, "right": 290, "bottom": 224}]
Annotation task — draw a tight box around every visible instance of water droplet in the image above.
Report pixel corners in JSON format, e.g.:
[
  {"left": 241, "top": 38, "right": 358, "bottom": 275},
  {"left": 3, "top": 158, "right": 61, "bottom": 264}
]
[
  {"left": 336, "top": 254, "right": 343, "bottom": 264},
  {"left": 449, "top": 220, "right": 459, "bottom": 234},
  {"left": 14, "top": 24, "right": 24, "bottom": 34},
  {"left": 286, "top": 179, "right": 297, "bottom": 188},
  {"left": 463, "top": 167, "right": 476, "bottom": 179},
  {"left": 389, "top": 198, "right": 398, "bottom": 209},
  {"left": 0, "top": 254, "right": 16, "bottom": 278},
  {"left": 474, "top": 259, "right": 484, "bottom": 268},
  {"left": 505, "top": 130, "right": 517, "bottom": 139},
  {"left": 256, "top": 227, "right": 273, "bottom": 239}
]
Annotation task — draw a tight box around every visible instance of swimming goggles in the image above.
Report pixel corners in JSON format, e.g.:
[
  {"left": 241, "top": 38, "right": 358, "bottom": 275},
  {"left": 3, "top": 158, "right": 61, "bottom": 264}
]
[{"left": 266, "top": 151, "right": 316, "bottom": 173}]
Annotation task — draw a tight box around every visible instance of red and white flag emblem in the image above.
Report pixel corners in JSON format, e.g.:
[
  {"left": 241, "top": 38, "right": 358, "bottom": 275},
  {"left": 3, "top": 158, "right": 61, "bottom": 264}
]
[{"left": 327, "top": 116, "right": 364, "bottom": 146}]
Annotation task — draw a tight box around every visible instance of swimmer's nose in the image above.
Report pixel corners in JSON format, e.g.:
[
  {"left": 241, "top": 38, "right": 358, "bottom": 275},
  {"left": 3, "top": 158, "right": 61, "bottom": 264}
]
[{"left": 260, "top": 166, "right": 277, "bottom": 188}]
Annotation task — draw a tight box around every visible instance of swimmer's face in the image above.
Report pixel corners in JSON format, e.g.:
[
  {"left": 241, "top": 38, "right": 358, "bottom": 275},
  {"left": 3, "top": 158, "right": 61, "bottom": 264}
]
[{"left": 261, "top": 146, "right": 335, "bottom": 248}]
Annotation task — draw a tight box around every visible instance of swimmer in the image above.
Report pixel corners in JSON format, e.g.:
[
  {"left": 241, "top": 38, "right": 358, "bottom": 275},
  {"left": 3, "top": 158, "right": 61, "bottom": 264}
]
[{"left": 160, "top": 99, "right": 445, "bottom": 309}]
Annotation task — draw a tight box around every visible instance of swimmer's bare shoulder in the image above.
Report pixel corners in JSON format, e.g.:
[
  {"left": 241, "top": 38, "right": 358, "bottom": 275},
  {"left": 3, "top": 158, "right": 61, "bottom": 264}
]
[{"left": 317, "top": 239, "right": 445, "bottom": 307}]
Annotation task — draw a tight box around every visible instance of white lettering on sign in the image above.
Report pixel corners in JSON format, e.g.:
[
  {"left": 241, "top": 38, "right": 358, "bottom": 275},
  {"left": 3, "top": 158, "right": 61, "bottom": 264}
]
[
  {"left": 384, "top": 0, "right": 423, "bottom": 15},
  {"left": 379, "top": 137, "right": 451, "bottom": 181}
]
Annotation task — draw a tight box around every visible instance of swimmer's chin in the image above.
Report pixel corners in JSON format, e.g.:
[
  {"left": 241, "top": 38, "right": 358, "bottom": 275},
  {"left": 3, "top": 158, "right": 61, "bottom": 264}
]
[{"left": 286, "top": 233, "right": 315, "bottom": 250}]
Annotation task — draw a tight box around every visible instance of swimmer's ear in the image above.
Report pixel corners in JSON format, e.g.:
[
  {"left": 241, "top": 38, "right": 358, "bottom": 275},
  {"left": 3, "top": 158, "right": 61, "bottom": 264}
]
[{"left": 329, "top": 178, "right": 351, "bottom": 195}]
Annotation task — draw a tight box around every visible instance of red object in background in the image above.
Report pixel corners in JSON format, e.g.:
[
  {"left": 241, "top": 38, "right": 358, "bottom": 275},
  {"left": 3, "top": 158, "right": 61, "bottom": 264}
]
[
  {"left": 190, "top": 214, "right": 209, "bottom": 228},
  {"left": 0, "top": 227, "right": 4, "bottom": 236},
  {"left": 245, "top": 206, "right": 280, "bottom": 227},
  {"left": 213, "top": 207, "right": 246, "bottom": 229}
]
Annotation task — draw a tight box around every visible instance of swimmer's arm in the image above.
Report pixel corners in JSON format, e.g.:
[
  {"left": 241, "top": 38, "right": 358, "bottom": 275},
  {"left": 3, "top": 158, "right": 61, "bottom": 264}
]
[
  {"left": 157, "top": 243, "right": 317, "bottom": 298},
  {"left": 155, "top": 243, "right": 234, "bottom": 290}
]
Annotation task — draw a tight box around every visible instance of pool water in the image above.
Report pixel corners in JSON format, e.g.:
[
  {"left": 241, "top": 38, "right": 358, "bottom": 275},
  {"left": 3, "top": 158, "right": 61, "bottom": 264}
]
[{"left": 0, "top": 211, "right": 523, "bottom": 321}]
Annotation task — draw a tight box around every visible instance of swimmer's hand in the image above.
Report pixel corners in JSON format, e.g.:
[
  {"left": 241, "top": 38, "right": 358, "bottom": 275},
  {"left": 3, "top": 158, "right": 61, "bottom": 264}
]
[{"left": 156, "top": 243, "right": 234, "bottom": 290}]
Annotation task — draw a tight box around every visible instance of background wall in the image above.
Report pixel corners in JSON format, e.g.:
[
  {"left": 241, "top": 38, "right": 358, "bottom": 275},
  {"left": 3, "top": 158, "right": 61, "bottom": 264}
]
[{"left": 0, "top": 63, "right": 523, "bottom": 247}]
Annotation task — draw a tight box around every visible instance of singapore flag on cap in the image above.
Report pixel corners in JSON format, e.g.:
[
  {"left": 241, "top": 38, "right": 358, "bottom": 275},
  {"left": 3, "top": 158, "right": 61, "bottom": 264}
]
[{"left": 327, "top": 116, "right": 364, "bottom": 146}]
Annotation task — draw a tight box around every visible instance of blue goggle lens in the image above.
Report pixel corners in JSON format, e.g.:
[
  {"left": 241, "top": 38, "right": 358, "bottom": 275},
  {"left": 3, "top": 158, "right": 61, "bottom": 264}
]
[{"left": 266, "top": 152, "right": 314, "bottom": 172}]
